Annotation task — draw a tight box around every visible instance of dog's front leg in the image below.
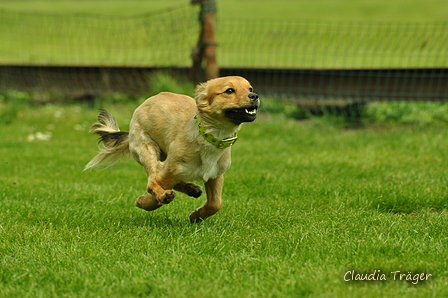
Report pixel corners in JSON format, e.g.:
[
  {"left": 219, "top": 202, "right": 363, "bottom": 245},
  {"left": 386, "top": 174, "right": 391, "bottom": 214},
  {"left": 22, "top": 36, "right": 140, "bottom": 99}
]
[
  {"left": 135, "top": 174, "right": 176, "bottom": 212},
  {"left": 190, "top": 175, "right": 223, "bottom": 223},
  {"left": 147, "top": 173, "right": 177, "bottom": 204},
  {"left": 135, "top": 171, "right": 177, "bottom": 211}
]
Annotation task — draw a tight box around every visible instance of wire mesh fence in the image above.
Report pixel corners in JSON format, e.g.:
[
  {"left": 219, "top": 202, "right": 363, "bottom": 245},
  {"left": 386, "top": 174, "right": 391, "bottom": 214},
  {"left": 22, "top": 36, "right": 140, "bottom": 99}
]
[
  {"left": 1, "top": 5, "right": 447, "bottom": 113},
  {"left": 218, "top": 18, "right": 448, "bottom": 69},
  {"left": 216, "top": 17, "right": 448, "bottom": 116},
  {"left": 0, "top": 6, "right": 199, "bottom": 66}
]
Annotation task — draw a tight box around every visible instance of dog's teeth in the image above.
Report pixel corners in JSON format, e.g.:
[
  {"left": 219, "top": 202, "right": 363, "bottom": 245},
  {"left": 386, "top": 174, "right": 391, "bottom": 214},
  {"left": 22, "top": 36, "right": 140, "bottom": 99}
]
[{"left": 245, "top": 108, "right": 257, "bottom": 115}]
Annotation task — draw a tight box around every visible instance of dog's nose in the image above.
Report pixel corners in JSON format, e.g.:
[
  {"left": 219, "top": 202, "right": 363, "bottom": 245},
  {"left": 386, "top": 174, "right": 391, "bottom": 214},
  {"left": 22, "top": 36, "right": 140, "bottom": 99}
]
[{"left": 248, "top": 93, "right": 259, "bottom": 102}]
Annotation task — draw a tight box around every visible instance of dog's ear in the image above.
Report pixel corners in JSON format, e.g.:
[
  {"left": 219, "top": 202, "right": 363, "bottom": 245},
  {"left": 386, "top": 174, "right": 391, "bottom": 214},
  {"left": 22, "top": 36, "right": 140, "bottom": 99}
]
[{"left": 194, "top": 82, "right": 208, "bottom": 107}]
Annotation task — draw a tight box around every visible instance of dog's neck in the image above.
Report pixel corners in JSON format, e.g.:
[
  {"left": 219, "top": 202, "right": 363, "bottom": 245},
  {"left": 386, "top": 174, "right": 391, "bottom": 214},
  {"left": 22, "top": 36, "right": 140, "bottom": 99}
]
[{"left": 194, "top": 114, "right": 240, "bottom": 149}]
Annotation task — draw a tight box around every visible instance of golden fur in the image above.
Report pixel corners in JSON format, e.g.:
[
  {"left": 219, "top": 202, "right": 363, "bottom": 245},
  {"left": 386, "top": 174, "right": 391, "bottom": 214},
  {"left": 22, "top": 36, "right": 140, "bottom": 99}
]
[{"left": 85, "top": 76, "right": 260, "bottom": 222}]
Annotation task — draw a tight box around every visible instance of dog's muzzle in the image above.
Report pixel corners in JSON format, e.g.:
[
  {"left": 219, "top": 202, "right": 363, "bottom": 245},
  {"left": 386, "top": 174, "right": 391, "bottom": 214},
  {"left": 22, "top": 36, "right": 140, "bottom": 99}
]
[{"left": 225, "top": 93, "right": 260, "bottom": 124}]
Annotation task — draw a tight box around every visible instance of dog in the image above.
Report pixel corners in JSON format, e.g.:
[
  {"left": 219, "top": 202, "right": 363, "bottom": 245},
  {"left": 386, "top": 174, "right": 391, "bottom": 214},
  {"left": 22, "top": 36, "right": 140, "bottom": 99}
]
[{"left": 84, "top": 76, "right": 260, "bottom": 222}]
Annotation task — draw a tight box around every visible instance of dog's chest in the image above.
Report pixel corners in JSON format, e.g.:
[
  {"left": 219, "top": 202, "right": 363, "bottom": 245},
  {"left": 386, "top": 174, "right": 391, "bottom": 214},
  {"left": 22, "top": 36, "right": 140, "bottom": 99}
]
[{"left": 186, "top": 146, "right": 231, "bottom": 182}]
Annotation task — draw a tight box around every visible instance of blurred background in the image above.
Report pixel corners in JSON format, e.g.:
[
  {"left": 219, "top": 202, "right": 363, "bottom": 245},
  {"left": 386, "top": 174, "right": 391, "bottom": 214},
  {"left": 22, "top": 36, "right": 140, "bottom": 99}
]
[{"left": 1, "top": 0, "right": 447, "bottom": 122}]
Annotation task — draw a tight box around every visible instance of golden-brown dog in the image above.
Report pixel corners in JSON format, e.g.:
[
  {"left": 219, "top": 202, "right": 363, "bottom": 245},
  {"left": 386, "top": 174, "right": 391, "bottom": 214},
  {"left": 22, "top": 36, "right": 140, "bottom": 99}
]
[{"left": 84, "top": 76, "right": 260, "bottom": 222}]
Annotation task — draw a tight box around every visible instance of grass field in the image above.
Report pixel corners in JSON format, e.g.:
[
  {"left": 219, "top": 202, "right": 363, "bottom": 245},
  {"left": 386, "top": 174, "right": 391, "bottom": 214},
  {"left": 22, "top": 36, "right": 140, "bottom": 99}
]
[
  {"left": 1, "top": 0, "right": 447, "bottom": 21},
  {"left": 1, "top": 0, "right": 447, "bottom": 68},
  {"left": 1, "top": 99, "right": 447, "bottom": 297},
  {"left": 1, "top": 1, "right": 448, "bottom": 294}
]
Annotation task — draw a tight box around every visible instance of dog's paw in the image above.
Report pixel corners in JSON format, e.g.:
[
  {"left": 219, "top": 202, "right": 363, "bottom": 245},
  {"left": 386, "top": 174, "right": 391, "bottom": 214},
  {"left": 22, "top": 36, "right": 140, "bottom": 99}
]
[
  {"left": 135, "top": 194, "right": 163, "bottom": 211},
  {"left": 174, "top": 182, "right": 203, "bottom": 198},
  {"left": 189, "top": 210, "right": 204, "bottom": 223},
  {"left": 186, "top": 184, "right": 202, "bottom": 198},
  {"left": 161, "top": 190, "right": 176, "bottom": 204}
]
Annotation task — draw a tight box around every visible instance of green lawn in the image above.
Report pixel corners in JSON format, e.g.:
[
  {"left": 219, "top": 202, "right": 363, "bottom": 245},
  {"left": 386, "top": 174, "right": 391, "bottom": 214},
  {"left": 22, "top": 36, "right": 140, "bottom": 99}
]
[
  {"left": 1, "top": 101, "right": 447, "bottom": 297},
  {"left": 0, "top": 0, "right": 447, "bottom": 68},
  {"left": 1, "top": 0, "right": 447, "bottom": 21}
]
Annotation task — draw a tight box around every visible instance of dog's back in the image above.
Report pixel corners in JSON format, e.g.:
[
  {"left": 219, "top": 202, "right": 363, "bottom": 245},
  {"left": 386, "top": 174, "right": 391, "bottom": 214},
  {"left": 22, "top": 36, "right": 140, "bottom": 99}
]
[{"left": 129, "top": 92, "right": 197, "bottom": 155}]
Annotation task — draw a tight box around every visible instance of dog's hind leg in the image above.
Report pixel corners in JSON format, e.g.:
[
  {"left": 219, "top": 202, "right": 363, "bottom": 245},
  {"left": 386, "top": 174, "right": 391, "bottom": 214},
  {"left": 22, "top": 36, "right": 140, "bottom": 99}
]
[
  {"left": 135, "top": 193, "right": 163, "bottom": 211},
  {"left": 189, "top": 175, "right": 223, "bottom": 223},
  {"left": 174, "top": 182, "right": 203, "bottom": 198},
  {"left": 130, "top": 134, "right": 177, "bottom": 207}
]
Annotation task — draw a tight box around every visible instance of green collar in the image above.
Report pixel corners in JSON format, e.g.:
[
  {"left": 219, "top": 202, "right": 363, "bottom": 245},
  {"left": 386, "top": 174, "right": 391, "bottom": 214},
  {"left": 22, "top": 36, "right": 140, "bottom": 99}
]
[{"left": 195, "top": 115, "right": 238, "bottom": 148}]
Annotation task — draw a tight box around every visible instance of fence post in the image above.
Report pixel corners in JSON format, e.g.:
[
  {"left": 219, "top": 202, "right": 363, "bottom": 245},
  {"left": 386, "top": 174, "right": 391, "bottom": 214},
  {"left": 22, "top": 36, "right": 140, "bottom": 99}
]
[{"left": 191, "top": 0, "right": 219, "bottom": 83}]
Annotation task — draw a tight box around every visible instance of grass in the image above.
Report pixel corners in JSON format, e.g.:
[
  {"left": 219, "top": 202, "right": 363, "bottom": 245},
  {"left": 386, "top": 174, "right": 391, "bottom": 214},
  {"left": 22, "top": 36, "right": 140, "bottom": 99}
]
[
  {"left": 1, "top": 99, "right": 448, "bottom": 297},
  {"left": 1, "top": 0, "right": 447, "bottom": 21},
  {"left": 0, "top": 0, "right": 447, "bottom": 68}
]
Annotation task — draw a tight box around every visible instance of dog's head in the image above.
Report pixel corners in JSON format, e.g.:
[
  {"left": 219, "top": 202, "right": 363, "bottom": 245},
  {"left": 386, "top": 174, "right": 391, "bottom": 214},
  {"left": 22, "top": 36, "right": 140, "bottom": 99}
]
[{"left": 195, "top": 76, "right": 260, "bottom": 125}]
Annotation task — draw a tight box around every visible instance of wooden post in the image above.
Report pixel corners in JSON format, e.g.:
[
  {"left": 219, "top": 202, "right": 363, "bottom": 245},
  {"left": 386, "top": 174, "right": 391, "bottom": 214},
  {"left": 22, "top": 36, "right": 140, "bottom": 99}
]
[{"left": 191, "top": 0, "right": 219, "bottom": 83}]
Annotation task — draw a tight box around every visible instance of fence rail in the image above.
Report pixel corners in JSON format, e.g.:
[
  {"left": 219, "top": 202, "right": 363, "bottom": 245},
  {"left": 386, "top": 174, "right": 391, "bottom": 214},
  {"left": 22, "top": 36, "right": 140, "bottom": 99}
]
[{"left": 1, "top": 65, "right": 446, "bottom": 101}]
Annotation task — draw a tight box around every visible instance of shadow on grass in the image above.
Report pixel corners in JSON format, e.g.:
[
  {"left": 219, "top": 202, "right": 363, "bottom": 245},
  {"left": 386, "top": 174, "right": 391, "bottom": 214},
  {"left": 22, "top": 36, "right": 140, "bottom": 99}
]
[{"left": 370, "top": 197, "right": 448, "bottom": 216}]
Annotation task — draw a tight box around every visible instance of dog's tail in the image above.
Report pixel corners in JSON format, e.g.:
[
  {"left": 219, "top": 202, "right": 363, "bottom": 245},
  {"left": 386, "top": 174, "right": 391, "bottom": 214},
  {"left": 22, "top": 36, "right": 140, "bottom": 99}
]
[{"left": 84, "top": 109, "right": 130, "bottom": 171}]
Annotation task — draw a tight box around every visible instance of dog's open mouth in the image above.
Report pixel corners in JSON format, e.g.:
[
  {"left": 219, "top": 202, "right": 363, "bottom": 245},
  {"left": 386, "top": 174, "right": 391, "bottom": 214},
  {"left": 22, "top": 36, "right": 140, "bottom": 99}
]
[{"left": 224, "top": 105, "right": 258, "bottom": 124}]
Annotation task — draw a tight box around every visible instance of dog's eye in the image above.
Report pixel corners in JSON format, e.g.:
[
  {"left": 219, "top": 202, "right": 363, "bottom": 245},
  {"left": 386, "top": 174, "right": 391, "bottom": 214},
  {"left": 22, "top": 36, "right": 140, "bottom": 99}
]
[
  {"left": 224, "top": 88, "right": 235, "bottom": 95},
  {"left": 249, "top": 87, "right": 253, "bottom": 92}
]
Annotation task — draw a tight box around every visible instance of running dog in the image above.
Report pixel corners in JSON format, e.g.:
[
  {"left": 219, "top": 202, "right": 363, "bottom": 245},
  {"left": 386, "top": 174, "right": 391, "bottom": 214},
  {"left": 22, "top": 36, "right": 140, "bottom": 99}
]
[{"left": 84, "top": 76, "right": 260, "bottom": 222}]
